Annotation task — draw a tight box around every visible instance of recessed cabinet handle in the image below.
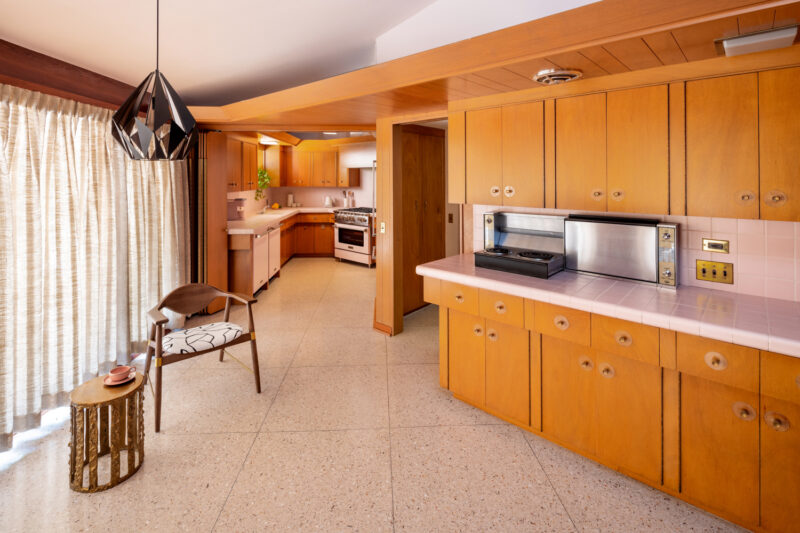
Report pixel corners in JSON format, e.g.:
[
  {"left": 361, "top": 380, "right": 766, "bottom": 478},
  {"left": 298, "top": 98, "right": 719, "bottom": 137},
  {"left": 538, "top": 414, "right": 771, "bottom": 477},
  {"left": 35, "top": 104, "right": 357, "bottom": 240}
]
[
  {"left": 704, "top": 351, "right": 728, "bottom": 371},
  {"left": 733, "top": 401, "right": 756, "bottom": 421},
  {"left": 554, "top": 315, "right": 569, "bottom": 331},
  {"left": 766, "top": 190, "right": 787, "bottom": 206},
  {"left": 615, "top": 331, "right": 632, "bottom": 347},
  {"left": 765, "top": 412, "right": 790, "bottom": 432},
  {"left": 494, "top": 302, "right": 506, "bottom": 314},
  {"left": 738, "top": 191, "right": 755, "bottom": 202},
  {"left": 487, "top": 330, "right": 498, "bottom": 341},
  {"left": 599, "top": 363, "right": 615, "bottom": 378},
  {"left": 611, "top": 190, "right": 623, "bottom": 200},
  {"left": 578, "top": 356, "right": 593, "bottom": 371},
  {"left": 503, "top": 186, "right": 515, "bottom": 198},
  {"left": 490, "top": 186, "right": 501, "bottom": 197},
  {"left": 591, "top": 189, "right": 604, "bottom": 199},
  {"left": 454, "top": 294, "right": 464, "bottom": 303},
  {"left": 473, "top": 326, "right": 483, "bottom": 336}
]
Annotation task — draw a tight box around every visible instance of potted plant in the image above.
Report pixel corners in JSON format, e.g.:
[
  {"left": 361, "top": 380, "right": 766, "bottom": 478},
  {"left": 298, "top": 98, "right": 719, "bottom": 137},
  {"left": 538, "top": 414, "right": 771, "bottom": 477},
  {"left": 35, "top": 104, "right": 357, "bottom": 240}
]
[{"left": 254, "top": 167, "right": 272, "bottom": 201}]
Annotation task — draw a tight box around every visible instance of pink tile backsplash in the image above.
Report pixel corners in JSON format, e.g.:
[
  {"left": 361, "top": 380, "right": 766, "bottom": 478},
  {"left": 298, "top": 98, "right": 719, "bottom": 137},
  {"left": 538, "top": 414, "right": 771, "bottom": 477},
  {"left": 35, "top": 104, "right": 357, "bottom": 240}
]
[{"left": 471, "top": 205, "right": 800, "bottom": 303}]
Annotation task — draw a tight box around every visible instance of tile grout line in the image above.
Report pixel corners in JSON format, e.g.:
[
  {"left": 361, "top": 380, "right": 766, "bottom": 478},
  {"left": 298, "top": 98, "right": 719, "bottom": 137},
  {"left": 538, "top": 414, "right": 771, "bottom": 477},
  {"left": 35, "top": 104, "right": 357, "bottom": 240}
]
[
  {"left": 385, "top": 333, "right": 397, "bottom": 533},
  {"left": 209, "top": 261, "right": 329, "bottom": 532},
  {"left": 522, "top": 431, "right": 580, "bottom": 533}
]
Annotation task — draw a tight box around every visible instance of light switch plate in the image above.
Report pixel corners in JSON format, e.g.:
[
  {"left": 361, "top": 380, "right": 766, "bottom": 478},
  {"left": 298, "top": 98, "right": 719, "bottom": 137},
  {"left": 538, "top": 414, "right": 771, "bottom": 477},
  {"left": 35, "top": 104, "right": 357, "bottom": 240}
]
[
  {"left": 380, "top": 222, "right": 386, "bottom": 234},
  {"left": 702, "top": 238, "right": 730, "bottom": 253},
  {"left": 696, "top": 260, "right": 734, "bottom": 284}
]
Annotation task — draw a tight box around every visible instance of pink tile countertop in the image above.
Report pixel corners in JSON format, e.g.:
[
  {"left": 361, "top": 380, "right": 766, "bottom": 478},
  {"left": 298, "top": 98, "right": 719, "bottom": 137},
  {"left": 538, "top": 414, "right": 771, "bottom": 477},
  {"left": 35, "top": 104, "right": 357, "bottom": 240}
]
[{"left": 416, "top": 254, "right": 800, "bottom": 358}]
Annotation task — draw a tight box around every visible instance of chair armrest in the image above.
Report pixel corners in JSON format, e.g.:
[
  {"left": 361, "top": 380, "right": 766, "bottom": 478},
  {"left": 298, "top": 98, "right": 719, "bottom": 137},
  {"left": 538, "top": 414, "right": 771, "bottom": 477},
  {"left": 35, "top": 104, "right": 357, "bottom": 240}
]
[
  {"left": 148, "top": 307, "right": 169, "bottom": 326},
  {"left": 225, "top": 292, "right": 257, "bottom": 305}
]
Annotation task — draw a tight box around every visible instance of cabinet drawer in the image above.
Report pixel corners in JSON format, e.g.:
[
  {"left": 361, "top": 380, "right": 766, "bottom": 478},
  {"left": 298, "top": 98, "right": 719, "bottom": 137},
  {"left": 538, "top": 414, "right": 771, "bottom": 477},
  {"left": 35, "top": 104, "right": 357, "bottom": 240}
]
[
  {"left": 676, "top": 333, "right": 758, "bottom": 393},
  {"left": 762, "top": 350, "right": 800, "bottom": 404},
  {"left": 591, "top": 315, "right": 659, "bottom": 365},
  {"left": 441, "top": 281, "right": 479, "bottom": 315},
  {"left": 297, "top": 213, "right": 334, "bottom": 223},
  {"left": 479, "top": 289, "right": 523, "bottom": 328},
  {"left": 534, "top": 302, "right": 590, "bottom": 346}
]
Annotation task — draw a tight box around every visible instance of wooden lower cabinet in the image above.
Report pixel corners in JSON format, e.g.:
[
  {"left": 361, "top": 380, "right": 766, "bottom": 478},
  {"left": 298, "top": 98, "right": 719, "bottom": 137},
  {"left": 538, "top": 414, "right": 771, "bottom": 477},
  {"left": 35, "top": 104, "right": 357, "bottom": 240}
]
[
  {"left": 313, "top": 223, "right": 334, "bottom": 255},
  {"left": 295, "top": 224, "right": 315, "bottom": 254},
  {"left": 760, "top": 396, "right": 800, "bottom": 533},
  {"left": 448, "top": 310, "right": 485, "bottom": 406},
  {"left": 681, "top": 374, "right": 759, "bottom": 526},
  {"left": 485, "top": 320, "right": 530, "bottom": 426},
  {"left": 280, "top": 224, "right": 295, "bottom": 265}
]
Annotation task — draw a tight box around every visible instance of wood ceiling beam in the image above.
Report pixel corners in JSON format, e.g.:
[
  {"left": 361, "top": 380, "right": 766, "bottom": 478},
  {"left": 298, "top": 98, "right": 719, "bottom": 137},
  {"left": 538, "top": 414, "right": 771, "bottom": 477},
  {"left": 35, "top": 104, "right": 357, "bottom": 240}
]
[{"left": 191, "top": 0, "right": 793, "bottom": 124}]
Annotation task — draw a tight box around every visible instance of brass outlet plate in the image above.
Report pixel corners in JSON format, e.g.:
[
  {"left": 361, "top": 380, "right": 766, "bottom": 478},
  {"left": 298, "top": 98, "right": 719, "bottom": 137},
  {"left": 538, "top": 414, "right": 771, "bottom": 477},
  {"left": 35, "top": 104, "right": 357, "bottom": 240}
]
[
  {"left": 696, "top": 260, "right": 734, "bottom": 284},
  {"left": 702, "top": 238, "right": 730, "bottom": 254}
]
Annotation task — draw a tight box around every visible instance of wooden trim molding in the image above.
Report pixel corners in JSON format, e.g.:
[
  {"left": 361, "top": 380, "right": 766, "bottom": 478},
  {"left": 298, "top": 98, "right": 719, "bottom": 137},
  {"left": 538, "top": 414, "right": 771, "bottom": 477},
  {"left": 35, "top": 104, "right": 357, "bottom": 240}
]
[{"left": 0, "top": 39, "right": 134, "bottom": 109}]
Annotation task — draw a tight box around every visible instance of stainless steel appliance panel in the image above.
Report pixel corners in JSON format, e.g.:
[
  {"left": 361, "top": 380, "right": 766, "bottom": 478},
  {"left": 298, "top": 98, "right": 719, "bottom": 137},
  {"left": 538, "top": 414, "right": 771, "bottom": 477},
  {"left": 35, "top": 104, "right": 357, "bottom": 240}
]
[{"left": 565, "top": 218, "right": 658, "bottom": 282}]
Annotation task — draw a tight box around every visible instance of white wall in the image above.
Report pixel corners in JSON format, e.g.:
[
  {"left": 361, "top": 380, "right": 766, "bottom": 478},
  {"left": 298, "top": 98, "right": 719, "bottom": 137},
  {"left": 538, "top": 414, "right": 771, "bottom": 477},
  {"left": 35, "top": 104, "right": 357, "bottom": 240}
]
[{"left": 376, "top": 0, "right": 598, "bottom": 63}]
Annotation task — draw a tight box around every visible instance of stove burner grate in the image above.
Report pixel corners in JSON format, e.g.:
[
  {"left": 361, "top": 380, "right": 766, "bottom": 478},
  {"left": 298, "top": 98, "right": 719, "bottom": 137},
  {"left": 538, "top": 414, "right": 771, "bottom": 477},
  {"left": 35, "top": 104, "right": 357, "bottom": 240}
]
[
  {"left": 485, "top": 246, "right": 511, "bottom": 255},
  {"left": 517, "top": 251, "right": 554, "bottom": 261}
]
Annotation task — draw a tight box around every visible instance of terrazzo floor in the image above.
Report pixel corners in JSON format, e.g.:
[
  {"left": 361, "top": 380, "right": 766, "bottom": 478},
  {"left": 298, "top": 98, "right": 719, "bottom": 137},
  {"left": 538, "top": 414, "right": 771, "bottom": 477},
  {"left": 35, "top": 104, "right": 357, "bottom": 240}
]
[{"left": 0, "top": 258, "right": 746, "bottom": 532}]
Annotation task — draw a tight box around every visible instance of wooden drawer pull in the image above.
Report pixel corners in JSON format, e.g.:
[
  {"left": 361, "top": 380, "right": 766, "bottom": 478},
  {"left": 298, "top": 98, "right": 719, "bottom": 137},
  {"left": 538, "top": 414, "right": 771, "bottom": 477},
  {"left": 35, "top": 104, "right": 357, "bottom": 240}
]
[
  {"left": 614, "top": 331, "right": 632, "bottom": 347},
  {"left": 473, "top": 326, "right": 483, "bottom": 337},
  {"left": 591, "top": 189, "right": 604, "bottom": 199},
  {"left": 610, "top": 190, "right": 624, "bottom": 201},
  {"left": 766, "top": 190, "right": 787, "bottom": 206},
  {"left": 494, "top": 301, "right": 506, "bottom": 314},
  {"left": 704, "top": 351, "right": 728, "bottom": 371},
  {"left": 765, "top": 412, "right": 790, "bottom": 432},
  {"left": 454, "top": 294, "right": 464, "bottom": 303},
  {"left": 554, "top": 315, "right": 570, "bottom": 331},
  {"left": 503, "top": 185, "right": 515, "bottom": 198},
  {"left": 599, "top": 363, "right": 615, "bottom": 378},
  {"left": 490, "top": 186, "right": 501, "bottom": 197},
  {"left": 578, "top": 356, "right": 593, "bottom": 371},
  {"left": 732, "top": 401, "right": 756, "bottom": 421},
  {"left": 487, "top": 330, "right": 498, "bottom": 341}
]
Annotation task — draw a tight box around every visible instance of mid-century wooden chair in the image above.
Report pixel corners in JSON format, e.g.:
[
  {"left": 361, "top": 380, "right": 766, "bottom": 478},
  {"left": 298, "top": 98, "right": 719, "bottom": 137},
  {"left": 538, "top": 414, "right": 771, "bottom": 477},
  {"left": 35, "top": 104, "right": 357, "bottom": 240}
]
[{"left": 144, "top": 283, "right": 261, "bottom": 432}]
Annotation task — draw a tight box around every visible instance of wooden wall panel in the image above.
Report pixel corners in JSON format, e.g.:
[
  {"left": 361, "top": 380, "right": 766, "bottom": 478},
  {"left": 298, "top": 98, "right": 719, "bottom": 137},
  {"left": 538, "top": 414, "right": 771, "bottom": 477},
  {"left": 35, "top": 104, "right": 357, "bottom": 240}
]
[
  {"left": 447, "top": 111, "right": 466, "bottom": 204},
  {"left": 205, "top": 132, "right": 229, "bottom": 313},
  {"left": 642, "top": 32, "right": 688, "bottom": 65},
  {"left": 579, "top": 46, "right": 630, "bottom": 74},
  {"left": 603, "top": 38, "right": 663, "bottom": 70}
]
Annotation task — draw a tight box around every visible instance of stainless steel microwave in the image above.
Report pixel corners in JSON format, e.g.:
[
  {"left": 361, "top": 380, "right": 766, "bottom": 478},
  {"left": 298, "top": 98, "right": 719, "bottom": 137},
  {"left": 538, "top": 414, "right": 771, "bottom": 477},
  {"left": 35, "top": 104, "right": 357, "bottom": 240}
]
[{"left": 564, "top": 215, "right": 678, "bottom": 288}]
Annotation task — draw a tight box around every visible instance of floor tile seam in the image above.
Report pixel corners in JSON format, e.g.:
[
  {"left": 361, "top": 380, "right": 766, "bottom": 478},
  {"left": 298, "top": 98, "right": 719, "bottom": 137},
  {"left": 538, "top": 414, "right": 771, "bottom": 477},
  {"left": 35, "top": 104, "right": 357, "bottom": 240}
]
[
  {"left": 522, "top": 431, "right": 580, "bottom": 533},
  {"left": 387, "top": 422, "right": 510, "bottom": 431},
  {"left": 209, "top": 430, "right": 260, "bottom": 533},
  {"left": 288, "top": 362, "right": 389, "bottom": 369},
  {"left": 260, "top": 425, "right": 391, "bottom": 434},
  {"left": 384, "top": 337, "right": 396, "bottom": 533}
]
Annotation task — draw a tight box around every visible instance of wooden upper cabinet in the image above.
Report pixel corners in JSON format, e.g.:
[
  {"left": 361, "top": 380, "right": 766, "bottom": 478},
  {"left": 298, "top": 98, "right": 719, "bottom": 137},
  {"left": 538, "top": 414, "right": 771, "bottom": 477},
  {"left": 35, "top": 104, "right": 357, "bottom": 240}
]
[
  {"left": 502, "top": 101, "right": 544, "bottom": 207},
  {"left": 291, "top": 150, "right": 311, "bottom": 186},
  {"left": 686, "top": 73, "right": 758, "bottom": 219},
  {"left": 447, "top": 111, "right": 466, "bottom": 204},
  {"left": 241, "top": 142, "right": 258, "bottom": 190},
  {"left": 466, "top": 107, "right": 502, "bottom": 205},
  {"left": 555, "top": 93, "right": 607, "bottom": 210},
  {"left": 264, "top": 145, "right": 285, "bottom": 187},
  {"left": 312, "top": 151, "right": 338, "bottom": 187},
  {"left": 338, "top": 168, "right": 361, "bottom": 187},
  {"left": 606, "top": 85, "right": 669, "bottom": 214},
  {"left": 226, "top": 138, "right": 242, "bottom": 192},
  {"left": 759, "top": 67, "right": 800, "bottom": 222}
]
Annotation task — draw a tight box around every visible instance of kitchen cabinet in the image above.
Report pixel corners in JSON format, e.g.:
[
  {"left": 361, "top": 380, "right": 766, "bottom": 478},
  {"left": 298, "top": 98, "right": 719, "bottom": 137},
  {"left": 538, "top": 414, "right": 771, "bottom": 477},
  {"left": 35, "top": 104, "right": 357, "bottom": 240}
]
[
  {"left": 555, "top": 92, "right": 606, "bottom": 210},
  {"left": 252, "top": 232, "right": 269, "bottom": 291},
  {"left": 448, "top": 310, "right": 486, "bottom": 406},
  {"left": 294, "top": 224, "right": 315, "bottom": 254},
  {"left": 264, "top": 145, "right": 286, "bottom": 187},
  {"left": 268, "top": 227, "right": 280, "bottom": 279},
  {"left": 242, "top": 142, "right": 258, "bottom": 190},
  {"left": 686, "top": 73, "right": 759, "bottom": 219},
  {"left": 759, "top": 67, "right": 800, "bottom": 222},
  {"left": 313, "top": 223, "right": 334, "bottom": 255},
  {"left": 465, "top": 108, "right": 502, "bottom": 204},
  {"left": 606, "top": 85, "right": 669, "bottom": 215},
  {"left": 226, "top": 138, "right": 242, "bottom": 192},
  {"left": 280, "top": 223, "right": 295, "bottom": 265},
  {"left": 311, "top": 151, "right": 338, "bottom": 187},
  {"left": 485, "top": 319, "right": 530, "bottom": 426},
  {"left": 290, "top": 150, "right": 311, "bottom": 186},
  {"left": 681, "top": 374, "right": 759, "bottom": 526},
  {"left": 338, "top": 167, "right": 361, "bottom": 187}
]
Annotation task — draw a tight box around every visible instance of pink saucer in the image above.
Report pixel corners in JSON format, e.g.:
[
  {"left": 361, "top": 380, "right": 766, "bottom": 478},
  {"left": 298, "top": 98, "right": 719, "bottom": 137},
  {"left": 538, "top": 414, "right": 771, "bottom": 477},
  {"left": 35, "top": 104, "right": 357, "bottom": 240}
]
[{"left": 103, "top": 371, "right": 136, "bottom": 387}]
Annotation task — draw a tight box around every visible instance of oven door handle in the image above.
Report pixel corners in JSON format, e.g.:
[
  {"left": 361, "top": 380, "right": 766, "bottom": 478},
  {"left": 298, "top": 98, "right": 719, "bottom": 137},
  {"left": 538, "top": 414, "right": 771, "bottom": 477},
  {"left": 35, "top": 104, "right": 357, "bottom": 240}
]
[{"left": 334, "top": 222, "right": 369, "bottom": 232}]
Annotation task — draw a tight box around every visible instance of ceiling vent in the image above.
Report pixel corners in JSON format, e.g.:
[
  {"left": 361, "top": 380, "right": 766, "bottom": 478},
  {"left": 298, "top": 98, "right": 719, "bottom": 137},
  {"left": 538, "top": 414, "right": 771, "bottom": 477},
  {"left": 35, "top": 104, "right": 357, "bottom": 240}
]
[{"left": 533, "top": 68, "right": 583, "bottom": 85}]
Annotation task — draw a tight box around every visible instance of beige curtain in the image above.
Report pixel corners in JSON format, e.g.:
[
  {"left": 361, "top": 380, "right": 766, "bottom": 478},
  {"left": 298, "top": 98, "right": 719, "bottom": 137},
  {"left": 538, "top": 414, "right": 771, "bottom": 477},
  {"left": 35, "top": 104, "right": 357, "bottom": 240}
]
[{"left": 0, "top": 84, "right": 189, "bottom": 450}]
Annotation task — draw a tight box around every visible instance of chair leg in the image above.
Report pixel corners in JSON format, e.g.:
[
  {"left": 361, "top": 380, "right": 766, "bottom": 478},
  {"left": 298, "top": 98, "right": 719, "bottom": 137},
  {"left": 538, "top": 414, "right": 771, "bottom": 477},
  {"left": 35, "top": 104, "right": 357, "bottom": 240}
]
[
  {"left": 250, "top": 338, "right": 262, "bottom": 394},
  {"left": 143, "top": 324, "right": 156, "bottom": 383},
  {"left": 155, "top": 359, "right": 163, "bottom": 433},
  {"left": 220, "top": 297, "right": 232, "bottom": 362}
]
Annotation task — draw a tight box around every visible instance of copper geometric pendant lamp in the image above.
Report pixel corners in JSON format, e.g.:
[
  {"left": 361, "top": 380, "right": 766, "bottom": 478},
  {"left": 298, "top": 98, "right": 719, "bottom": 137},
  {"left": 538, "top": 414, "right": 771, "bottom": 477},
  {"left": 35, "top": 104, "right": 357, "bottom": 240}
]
[{"left": 111, "top": 0, "right": 197, "bottom": 160}]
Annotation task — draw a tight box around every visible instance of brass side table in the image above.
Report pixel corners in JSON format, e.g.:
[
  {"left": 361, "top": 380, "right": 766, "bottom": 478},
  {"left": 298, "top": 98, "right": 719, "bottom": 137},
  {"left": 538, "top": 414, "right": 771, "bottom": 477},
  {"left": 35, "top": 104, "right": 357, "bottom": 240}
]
[{"left": 69, "top": 373, "right": 145, "bottom": 492}]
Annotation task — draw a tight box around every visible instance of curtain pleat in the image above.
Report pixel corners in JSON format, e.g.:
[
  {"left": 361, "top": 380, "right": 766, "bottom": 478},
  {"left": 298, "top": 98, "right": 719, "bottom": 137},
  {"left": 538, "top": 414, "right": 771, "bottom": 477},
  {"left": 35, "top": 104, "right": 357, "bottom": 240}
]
[{"left": 0, "top": 84, "right": 189, "bottom": 450}]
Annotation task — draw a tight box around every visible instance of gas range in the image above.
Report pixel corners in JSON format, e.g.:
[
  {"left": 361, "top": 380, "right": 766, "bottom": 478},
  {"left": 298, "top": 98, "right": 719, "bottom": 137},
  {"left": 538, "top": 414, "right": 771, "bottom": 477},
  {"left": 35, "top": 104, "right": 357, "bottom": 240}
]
[
  {"left": 474, "top": 246, "right": 565, "bottom": 279},
  {"left": 334, "top": 207, "right": 375, "bottom": 227}
]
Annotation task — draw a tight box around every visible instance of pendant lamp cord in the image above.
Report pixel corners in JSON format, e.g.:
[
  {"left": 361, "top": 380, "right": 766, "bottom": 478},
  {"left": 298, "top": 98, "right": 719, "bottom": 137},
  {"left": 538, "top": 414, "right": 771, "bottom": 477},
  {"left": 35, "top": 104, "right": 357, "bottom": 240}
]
[{"left": 156, "top": 0, "right": 159, "bottom": 72}]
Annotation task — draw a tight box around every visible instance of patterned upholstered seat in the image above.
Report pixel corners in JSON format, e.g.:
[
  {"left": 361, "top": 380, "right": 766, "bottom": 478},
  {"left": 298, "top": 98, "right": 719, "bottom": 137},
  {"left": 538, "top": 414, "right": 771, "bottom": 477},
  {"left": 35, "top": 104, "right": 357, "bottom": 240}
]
[{"left": 162, "top": 322, "right": 244, "bottom": 354}]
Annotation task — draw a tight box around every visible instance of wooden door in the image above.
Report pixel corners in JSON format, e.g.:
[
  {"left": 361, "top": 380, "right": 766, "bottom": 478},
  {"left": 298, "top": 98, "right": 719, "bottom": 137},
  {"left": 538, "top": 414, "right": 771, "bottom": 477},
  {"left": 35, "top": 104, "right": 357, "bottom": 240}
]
[
  {"left": 312, "top": 151, "right": 337, "bottom": 187},
  {"left": 448, "top": 310, "right": 486, "bottom": 407},
  {"left": 607, "top": 85, "right": 669, "bottom": 214},
  {"left": 291, "top": 150, "right": 311, "bottom": 186},
  {"left": 313, "top": 223, "right": 334, "bottom": 255},
  {"left": 686, "top": 74, "right": 758, "bottom": 219},
  {"left": 541, "top": 336, "right": 596, "bottom": 455},
  {"left": 205, "top": 132, "right": 230, "bottom": 312},
  {"left": 241, "top": 142, "right": 257, "bottom": 190},
  {"left": 485, "top": 320, "right": 529, "bottom": 425},
  {"left": 226, "top": 138, "right": 242, "bottom": 192},
  {"left": 595, "top": 351, "right": 662, "bottom": 483},
  {"left": 681, "top": 375, "right": 759, "bottom": 526},
  {"left": 401, "top": 130, "right": 423, "bottom": 313},
  {"left": 466, "top": 107, "right": 502, "bottom": 205},
  {"left": 759, "top": 67, "right": 800, "bottom": 221},
  {"left": 761, "top": 396, "right": 800, "bottom": 533},
  {"left": 501, "top": 101, "right": 544, "bottom": 207},
  {"left": 295, "top": 224, "right": 314, "bottom": 254},
  {"left": 420, "top": 132, "right": 445, "bottom": 263},
  {"left": 555, "top": 93, "right": 606, "bottom": 210}
]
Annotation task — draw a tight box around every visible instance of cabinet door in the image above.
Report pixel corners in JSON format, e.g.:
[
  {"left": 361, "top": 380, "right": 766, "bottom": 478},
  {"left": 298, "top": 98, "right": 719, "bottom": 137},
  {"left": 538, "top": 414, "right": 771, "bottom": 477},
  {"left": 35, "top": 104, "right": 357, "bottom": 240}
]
[
  {"left": 502, "top": 101, "right": 544, "bottom": 207},
  {"left": 280, "top": 227, "right": 289, "bottom": 264},
  {"left": 295, "top": 224, "right": 314, "bottom": 254},
  {"left": 595, "top": 351, "right": 661, "bottom": 483},
  {"left": 241, "top": 143, "right": 257, "bottom": 190},
  {"left": 761, "top": 396, "right": 800, "bottom": 533},
  {"left": 466, "top": 107, "right": 502, "bottom": 205},
  {"left": 607, "top": 85, "right": 668, "bottom": 214},
  {"left": 269, "top": 229, "right": 280, "bottom": 277},
  {"left": 541, "top": 336, "right": 596, "bottom": 454},
  {"left": 265, "top": 145, "right": 283, "bottom": 187},
  {"left": 291, "top": 150, "right": 311, "bottom": 186},
  {"left": 555, "top": 93, "right": 606, "bottom": 210},
  {"left": 759, "top": 67, "right": 800, "bottom": 221},
  {"left": 686, "top": 74, "right": 758, "bottom": 218},
  {"left": 312, "top": 151, "right": 337, "bottom": 187},
  {"left": 226, "top": 138, "right": 242, "bottom": 192},
  {"left": 681, "top": 375, "right": 759, "bottom": 526},
  {"left": 485, "top": 320, "right": 529, "bottom": 425},
  {"left": 448, "top": 310, "right": 486, "bottom": 406},
  {"left": 313, "top": 223, "right": 334, "bottom": 255}
]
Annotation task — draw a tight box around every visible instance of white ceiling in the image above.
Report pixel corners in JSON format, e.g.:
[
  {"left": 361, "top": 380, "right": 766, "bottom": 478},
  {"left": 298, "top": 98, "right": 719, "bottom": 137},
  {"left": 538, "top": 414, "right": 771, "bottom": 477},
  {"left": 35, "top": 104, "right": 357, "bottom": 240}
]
[{"left": 0, "top": 0, "right": 595, "bottom": 106}]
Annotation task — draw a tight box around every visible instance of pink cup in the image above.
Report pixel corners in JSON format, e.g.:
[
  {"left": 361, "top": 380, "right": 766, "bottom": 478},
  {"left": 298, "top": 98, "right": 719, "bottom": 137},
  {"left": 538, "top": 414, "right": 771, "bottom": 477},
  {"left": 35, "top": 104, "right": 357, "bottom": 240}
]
[{"left": 108, "top": 366, "right": 134, "bottom": 382}]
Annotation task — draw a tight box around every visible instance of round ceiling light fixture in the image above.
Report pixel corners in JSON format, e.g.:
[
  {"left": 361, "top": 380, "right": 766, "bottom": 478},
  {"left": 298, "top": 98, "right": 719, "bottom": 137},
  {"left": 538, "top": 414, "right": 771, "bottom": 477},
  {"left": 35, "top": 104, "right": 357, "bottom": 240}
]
[{"left": 532, "top": 68, "right": 583, "bottom": 85}]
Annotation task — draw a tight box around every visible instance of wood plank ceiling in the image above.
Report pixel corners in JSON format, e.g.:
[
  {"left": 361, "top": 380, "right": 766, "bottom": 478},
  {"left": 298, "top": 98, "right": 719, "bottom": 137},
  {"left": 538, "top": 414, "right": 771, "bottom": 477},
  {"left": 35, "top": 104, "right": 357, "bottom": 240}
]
[{"left": 194, "top": 2, "right": 800, "bottom": 128}]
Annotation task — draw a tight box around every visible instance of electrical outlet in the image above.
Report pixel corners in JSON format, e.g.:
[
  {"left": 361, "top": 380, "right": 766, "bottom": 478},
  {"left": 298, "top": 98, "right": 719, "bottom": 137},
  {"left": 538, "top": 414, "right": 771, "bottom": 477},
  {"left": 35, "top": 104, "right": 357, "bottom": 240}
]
[
  {"left": 448, "top": 213, "right": 454, "bottom": 223},
  {"left": 696, "top": 260, "right": 734, "bottom": 284},
  {"left": 380, "top": 222, "right": 386, "bottom": 234}
]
